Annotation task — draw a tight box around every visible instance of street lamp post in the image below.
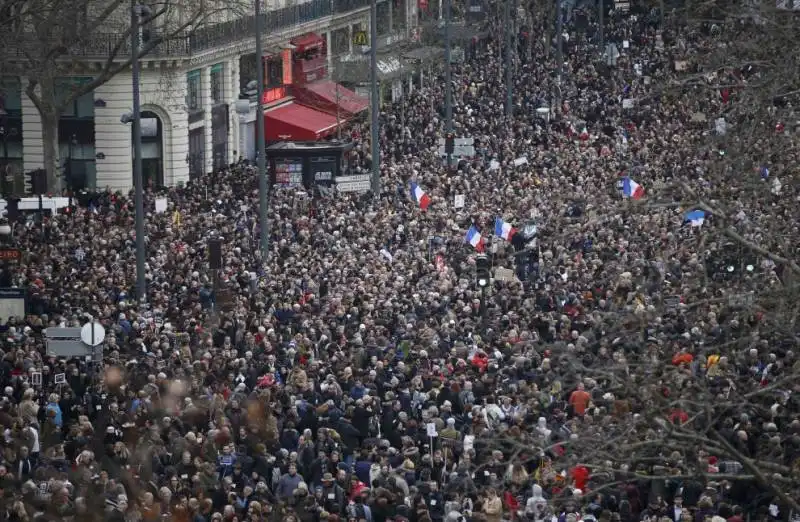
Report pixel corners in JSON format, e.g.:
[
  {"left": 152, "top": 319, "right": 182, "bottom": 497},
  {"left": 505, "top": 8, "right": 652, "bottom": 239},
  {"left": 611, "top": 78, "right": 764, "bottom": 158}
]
[
  {"left": 369, "top": 0, "right": 381, "bottom": 198},
  {"left": 255, "top": 0, "right": 269, "bottom": 258},
  {"left": 130, "top": 0, "right": 148, "bottom": 303},
  {"left": 444, "top": 0, "right": 453, "bottom": 166},
  {"left": 504, "top": 0, "right": 513, "bottom": 117},
  {"left": 556, "top": 0, "right": 563, "bottom": 112}
]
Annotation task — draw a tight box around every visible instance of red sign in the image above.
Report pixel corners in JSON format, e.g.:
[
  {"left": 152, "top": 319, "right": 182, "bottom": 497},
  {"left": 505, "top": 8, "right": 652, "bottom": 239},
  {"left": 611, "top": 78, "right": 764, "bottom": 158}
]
[
  {"left": 282, "top": 49, "right": 293, "bottom": 85},
  {"left": 0, "top": 248, "right": 21, "bottom": 261},
  {"left": 435, "top": 255, "right": 445, "bottom": 273},
  {"left": 261, "top": 87, "right": 287, "bottom": 105}
]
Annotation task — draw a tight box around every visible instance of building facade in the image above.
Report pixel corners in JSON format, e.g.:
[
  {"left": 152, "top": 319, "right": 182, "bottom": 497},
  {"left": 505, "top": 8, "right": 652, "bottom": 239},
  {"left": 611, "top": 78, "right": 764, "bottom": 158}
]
[{"left": 0, "top": 0, "right": 417, "bottom": 192}]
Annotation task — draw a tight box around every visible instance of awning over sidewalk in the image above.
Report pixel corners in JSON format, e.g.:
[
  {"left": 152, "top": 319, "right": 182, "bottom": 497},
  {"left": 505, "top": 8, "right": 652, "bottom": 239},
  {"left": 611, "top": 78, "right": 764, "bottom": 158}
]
[
  {"left": 292, "top": 80, "right": 369, "bottom": 118},
  {"left": 290, "top": 32, "right": 324, "bottom": 53},
  {"left": 402, "top": 46, "right": 445, "bottom": 62},
  {"left": 263, "top": 102, "right": 340, "bottom": 141}
]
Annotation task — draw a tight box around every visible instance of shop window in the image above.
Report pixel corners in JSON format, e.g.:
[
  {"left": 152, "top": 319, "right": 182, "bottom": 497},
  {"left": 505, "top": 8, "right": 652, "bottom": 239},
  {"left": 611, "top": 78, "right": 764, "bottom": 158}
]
[
  {"left": 210, "top": 64, "right": 224, "bottom": 104},
  {"left": 59, "top": 142, "right": 95, "bottom": 161},
  {"left": 187, "top": 70, "right": 202, "bottom": 112},
  {"left": 59, "top": 142, "right": 96, "bottom": 191}
]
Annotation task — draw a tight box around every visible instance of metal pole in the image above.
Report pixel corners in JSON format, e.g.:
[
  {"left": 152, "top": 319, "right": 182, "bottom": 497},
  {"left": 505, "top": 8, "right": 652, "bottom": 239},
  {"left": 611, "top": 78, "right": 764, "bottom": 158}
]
[
  {"left": 504, "top": 0, "right": 513, "bottom": 117},
  {"left": 370, "top": 0, "right": 380, "bottom": 197},
  {"left": 444, "top": 0, "right": 453, "bottom": 165},
  {"left": 481, "top": 285, "right": 488, "bottom": 328},
  {"left": 598, "top": 0, "right": 604, "bottom": 46},
  {"left": 556, "top": 0, "right": 563, "bottom": 109},
  {"left": 131, "top": 0, "right": 147, "bottom": 303},
  {"left": 255, "top": 0, "right": 269, "bottom": 257},
  {"left": 336, "top": 82, "right": 341, "bottom": 140}
]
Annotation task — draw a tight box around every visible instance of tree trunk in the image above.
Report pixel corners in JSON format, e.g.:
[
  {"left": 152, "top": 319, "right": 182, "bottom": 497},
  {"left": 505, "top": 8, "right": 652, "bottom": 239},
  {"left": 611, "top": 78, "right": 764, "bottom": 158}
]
[
  {"left": 40, "top": 109, "right": 61, "bottom": 194},
  {"left": 27, "top": 75, "right": 63, "bottom": 194}
]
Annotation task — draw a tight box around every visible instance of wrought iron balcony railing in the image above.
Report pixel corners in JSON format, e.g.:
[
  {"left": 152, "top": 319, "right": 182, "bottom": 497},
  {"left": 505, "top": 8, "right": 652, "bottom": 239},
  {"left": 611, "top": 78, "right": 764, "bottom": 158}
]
[{"left": 5, "top": 0, "right": 375, "bottom": 59}]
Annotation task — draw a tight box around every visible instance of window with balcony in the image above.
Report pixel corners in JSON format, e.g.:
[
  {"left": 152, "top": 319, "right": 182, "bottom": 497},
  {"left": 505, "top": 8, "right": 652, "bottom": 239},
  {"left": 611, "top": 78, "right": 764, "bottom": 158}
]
[
  {"left": 187, "top": 69, "right": 202, "bottom": 112},
  {"left": 210, "top": 64, "right": 224, "bottom": 105}
]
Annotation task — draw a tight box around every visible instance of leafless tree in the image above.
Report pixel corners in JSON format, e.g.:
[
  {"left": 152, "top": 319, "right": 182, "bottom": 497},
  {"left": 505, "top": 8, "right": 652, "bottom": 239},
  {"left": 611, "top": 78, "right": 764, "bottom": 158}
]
[{"left": 0, "top": 0, "right": 246, "bottom": 190}]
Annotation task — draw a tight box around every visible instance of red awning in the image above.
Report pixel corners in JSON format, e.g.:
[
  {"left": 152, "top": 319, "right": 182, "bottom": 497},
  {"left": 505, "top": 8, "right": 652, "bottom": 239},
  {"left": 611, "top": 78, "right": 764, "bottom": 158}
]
[
  {"left": 263, "top": 102, "right": 340, "bottom": 141},
  {"left": 290, "top": 32, "right": 324, "bottom": 53},
  {"left": 292, "top": 80, "right": 369, "bottom": 118}
]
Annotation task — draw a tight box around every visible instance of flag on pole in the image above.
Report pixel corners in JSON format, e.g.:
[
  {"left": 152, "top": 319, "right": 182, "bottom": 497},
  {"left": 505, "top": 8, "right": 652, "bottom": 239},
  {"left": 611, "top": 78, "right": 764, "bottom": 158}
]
[
  {"left": 494, "top": 217, "right": 516, "bottom": 241},
  {"left": 410, "top": 182, "right": 431, "bottom": 210},
  {"left": 684, "top": 210, "right": 706, "bottom": 227},
  {"left": 464, "top": 225, "right": 485, "bottom": 252},
  {"left": 621, "top": 177, "right": 645, "bottom": 199}
]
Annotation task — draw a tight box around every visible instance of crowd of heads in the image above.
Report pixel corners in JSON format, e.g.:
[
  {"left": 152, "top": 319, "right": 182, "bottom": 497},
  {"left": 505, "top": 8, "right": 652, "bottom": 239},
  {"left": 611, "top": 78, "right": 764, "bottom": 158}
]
[{"left": 1, "top": 2, "right": 800, "bottom": 522}]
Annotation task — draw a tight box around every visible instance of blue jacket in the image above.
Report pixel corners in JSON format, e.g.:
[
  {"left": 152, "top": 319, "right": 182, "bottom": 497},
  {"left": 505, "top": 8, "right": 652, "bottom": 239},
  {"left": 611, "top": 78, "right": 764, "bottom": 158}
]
[{"left": 46, "top": 402, "right": 63, "bottom": 427}]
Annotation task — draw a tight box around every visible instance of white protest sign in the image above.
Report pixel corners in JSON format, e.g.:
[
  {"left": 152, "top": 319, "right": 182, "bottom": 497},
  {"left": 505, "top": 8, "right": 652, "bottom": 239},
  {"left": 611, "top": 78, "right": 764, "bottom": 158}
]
[
  {"left": 622, "top": 99, "right": 635, "bottom": 109},
  {"left": 513, "top": 156, "right": 529, "bottom": 167},
  {"left": 31, "top": 372, "right": 42, "bottom": 387},
  {"left": 715, "top": 118, "right": 727, "bottom": 135},
  {"left": 494, "top": 267, "right": 518, "bottom": 283},
  {"left": 454, "top": 194, "right": 465, "bottom": 209},
  {"left": 54, "top": 373, "right": 67, "bottom": 385},
  {"left": 426, "top": 422, "right": 438, "bottom": 438},
  {"left": 623, "top": 40, "right": 630, "bottom": 49},
  {"left": 154, "top": 198, "right": 168, "bottom": 214},
  {"left": 488, "top": 159, "right": 501, "bottom": 171},
  {"left": 463, "top": 434, "right": 475, "bottom": 452}
]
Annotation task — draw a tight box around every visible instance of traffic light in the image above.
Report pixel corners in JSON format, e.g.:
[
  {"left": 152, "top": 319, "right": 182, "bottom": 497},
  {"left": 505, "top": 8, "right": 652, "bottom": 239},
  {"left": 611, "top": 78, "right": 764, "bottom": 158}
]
[
  {"left": 0, "top": 165, "right": 11, "bottom": 198},
  {"left": 24, "top": 169, "right": 47, "bottom": 195},
  {"left": 5, "top": 197, "right": 19, "bottom": 220},
  {"left": 445, "top": 133, "right": 455, "bottom": 155},
  {"left": 476, "top": 254, "right": 491, "bottom": 288}
]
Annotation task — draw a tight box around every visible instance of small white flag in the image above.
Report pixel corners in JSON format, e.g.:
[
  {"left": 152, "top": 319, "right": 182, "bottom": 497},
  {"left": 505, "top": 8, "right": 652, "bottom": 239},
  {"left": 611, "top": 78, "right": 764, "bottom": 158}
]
[{"left": 380, "top": 249, "right": 393, "bottom": 263}]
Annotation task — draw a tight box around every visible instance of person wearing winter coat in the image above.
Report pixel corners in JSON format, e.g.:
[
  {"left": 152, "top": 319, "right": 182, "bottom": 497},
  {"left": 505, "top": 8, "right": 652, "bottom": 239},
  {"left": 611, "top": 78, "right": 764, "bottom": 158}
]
[{"left": 482, "top": 488, "right": 504, "bottom": 522}]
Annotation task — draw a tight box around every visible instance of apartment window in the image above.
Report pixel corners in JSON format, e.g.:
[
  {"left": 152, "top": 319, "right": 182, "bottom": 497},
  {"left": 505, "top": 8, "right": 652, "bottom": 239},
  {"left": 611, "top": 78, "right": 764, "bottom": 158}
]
[
  {"left": 0, "top": 79, "right": 21, "bottom": 114},
  {"left": 266, "top": 57, "right": 283, "bottom": 88},
  {"left": 56, "top": 77, "right": 94, "bottom": 119},
  {"left": 210, "top": 64, "right": 224, "bottom": 104},
  {"left": 332, "top": 28, "right": 349, "bottom": 55},
  {"left": 187, "top": 69, "right": 202, "bottom": 112},
  {"left": 61, "top": 92, "right": 94, "bottom": 118}
]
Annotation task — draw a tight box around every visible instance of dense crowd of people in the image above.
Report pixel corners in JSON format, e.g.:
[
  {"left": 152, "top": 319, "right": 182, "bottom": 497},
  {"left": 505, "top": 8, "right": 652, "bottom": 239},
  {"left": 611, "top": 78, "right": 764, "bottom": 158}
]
[{"left": 2, "top": 2, "right": 800, "bottom": 522}]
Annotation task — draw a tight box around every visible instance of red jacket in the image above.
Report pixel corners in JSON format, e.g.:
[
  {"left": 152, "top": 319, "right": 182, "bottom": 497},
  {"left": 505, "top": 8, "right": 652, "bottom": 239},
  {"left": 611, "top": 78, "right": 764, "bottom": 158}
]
[{"left": 471, "top": 353, "right": 489, "bottom": 372}]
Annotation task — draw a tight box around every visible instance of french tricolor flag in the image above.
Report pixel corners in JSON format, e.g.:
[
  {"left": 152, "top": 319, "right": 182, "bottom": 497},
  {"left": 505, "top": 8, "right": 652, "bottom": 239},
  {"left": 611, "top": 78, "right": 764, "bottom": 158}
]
[
  {"left": 410, "top": 182, "right": 431, "bottom": 210},
  {"left": 622, "top": 177, "right": 645, "bottom": 200},
  {"left": 494, "top": 217, "right": 516, "bottom": 241},
  {"left": 464, "top": 225, "right": 485, "bottom": 252}
]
